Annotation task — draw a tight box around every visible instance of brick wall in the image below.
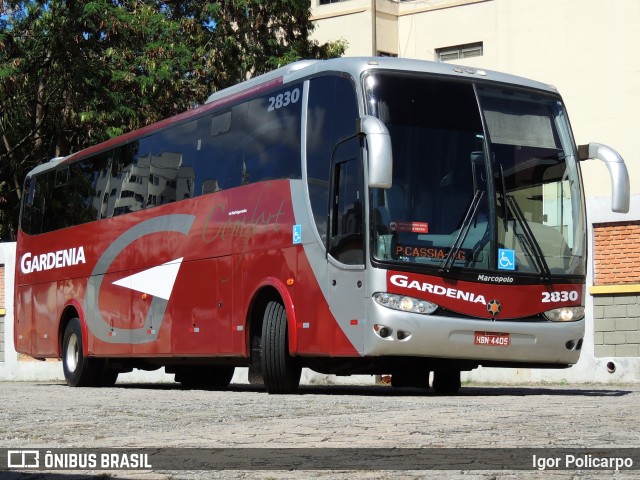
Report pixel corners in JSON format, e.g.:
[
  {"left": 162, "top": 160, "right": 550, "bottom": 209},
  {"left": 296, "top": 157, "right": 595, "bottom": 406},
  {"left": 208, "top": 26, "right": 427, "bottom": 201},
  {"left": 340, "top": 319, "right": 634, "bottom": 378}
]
[
  {"left": 593, "top": 221, "right": 640, "bottom": 285},
  {"left": 592, "top": 221, "right": 640, "bottom": 358}
]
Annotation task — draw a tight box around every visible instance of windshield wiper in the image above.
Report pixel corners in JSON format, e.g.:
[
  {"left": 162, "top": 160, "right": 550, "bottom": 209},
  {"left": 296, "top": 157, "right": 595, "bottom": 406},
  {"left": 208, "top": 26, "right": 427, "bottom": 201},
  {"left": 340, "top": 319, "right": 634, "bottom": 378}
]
[
  {"left": 498, "top": 164, "right": 509, "bottom": 232},
  {"left": 504, "top": 195, "right": 552, "bottom": 280},
  {"left": 440, "top": 190, "right": 484, "bottom": 272}
]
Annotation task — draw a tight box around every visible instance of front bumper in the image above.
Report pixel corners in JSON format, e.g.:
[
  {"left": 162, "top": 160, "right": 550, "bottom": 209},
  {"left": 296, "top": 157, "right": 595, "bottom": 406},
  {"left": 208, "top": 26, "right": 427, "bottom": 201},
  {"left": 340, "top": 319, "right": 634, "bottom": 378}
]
[{"left": 363, "top": 299, "right": 583, "bottom": 366}]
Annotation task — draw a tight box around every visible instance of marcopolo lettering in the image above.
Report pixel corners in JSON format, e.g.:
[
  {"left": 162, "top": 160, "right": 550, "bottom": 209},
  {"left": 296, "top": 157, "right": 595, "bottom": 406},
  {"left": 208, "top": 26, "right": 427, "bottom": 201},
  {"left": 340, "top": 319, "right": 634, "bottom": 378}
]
[
  {"left": 390, "top": 274, "right": 487, "bottom": 305},
  {"left": 477, "top": 274, "right": 514, "bottom": 283},
  {"left": 20, "top": 246, "right": 86, "bottom": 274}
]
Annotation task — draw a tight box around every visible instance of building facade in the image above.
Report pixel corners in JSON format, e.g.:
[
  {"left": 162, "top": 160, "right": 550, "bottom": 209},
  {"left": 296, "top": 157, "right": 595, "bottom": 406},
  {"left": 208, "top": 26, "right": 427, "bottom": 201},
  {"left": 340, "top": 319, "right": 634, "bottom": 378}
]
[{"left": 311, "top": 0, "right": 640, "bottom": 382}]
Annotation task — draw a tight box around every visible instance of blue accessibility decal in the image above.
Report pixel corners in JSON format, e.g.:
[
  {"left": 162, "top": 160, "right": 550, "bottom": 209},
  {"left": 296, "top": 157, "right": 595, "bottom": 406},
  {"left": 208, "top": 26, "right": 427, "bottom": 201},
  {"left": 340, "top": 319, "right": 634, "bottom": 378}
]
[
  {"left": 292, "top": 225, "right": 302, "bottom": 244},
  {"left": 498, "top": 248, "right": 515, "bottom": 270}
]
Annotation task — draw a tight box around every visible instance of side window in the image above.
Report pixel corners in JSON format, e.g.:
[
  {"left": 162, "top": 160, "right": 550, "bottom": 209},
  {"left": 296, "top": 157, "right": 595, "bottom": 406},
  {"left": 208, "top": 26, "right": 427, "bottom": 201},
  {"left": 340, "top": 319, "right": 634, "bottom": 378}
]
[
  {"left": 148, "top": 121, "right": 198, "bottom": 205},
  {"left": 40, "top": 170, "right": 62, "bottom": 233},
  {"left": 106, "top": 139, "right": 151, "bottom": 217},
  {"left": 20, "top": 176, "right": 42, "bottom": 235},
  {"left": 20, "top": 153, "right": 112, "bottom": 235},
  {"left": 329, "top": 137, "right": 364, "bottom": 264},
  {"left": 306, "top": 75, "right": 359, "bottom": 244},
  {"left": 191, "top": 85, "right": 303, "bottom": 195},
  {"left": 194, "top": 104, "right": 248, "bottom": 194},
  {"left": 75, "top": 153, "right": 110, "bottom": 223},
  {"left": 65, "top": 163, "right": 97, "bottom": 227},
  {"left": 243, "top": 85, "right": 302, "bottom": 184}
]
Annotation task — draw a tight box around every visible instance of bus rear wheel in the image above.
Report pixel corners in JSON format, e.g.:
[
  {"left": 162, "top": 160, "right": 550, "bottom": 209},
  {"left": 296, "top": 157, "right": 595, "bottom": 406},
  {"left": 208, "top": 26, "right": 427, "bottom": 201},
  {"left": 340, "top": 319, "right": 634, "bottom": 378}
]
[
  {"left": 261, "top": 300, "right": 301, "bottom": 394},
  {"left": 62, "top": 318, "right": 97, "bottom": 387}
]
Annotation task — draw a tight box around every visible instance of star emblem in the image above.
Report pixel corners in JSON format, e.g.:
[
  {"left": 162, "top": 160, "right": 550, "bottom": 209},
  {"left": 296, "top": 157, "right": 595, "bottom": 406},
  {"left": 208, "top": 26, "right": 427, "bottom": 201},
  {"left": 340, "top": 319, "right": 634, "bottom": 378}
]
[{"left": 487, "top": 299, "right": 501, "bottom": 316}]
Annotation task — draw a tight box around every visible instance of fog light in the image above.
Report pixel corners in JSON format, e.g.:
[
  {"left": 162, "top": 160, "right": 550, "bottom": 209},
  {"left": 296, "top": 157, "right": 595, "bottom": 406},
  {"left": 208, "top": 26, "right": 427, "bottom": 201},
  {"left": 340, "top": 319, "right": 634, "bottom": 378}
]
[{"left": 396, "top": 330, "right": 411, "bottom": 340}]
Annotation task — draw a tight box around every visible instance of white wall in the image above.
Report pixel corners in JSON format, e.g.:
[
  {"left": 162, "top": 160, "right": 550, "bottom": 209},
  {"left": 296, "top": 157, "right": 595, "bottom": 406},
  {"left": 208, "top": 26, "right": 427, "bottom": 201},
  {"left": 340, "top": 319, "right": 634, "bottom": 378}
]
[{"left": 313, "top": 0, "right": 640, "bottom": 201}]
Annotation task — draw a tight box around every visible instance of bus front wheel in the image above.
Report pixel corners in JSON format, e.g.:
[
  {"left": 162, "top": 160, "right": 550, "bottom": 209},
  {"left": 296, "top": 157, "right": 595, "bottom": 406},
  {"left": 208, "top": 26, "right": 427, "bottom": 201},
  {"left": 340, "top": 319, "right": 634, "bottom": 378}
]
[
  {"left": 432, "top": 369, "right": 462, "bottom": 395},
  {"left": 390, "top": 370, "right": 430, "bottom": 389},
  {"left": 261, "top": 300, "right": 301, "bottom": 394},
  {"left": 62, "top": 318, "right": 97, "bottom": 387},
  {"left": 175, "top": 366, "right": 235, "bottom": 389}
]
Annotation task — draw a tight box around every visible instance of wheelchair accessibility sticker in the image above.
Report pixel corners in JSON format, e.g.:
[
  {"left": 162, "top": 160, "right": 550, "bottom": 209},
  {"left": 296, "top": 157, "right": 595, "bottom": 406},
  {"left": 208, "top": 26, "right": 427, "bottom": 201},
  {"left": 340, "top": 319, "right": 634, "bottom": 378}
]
[
  {"left": 498, "top": 249, "right": 515, "bottom": 270},
  {"left": 293, "top": 225, "right": 302, "bottom": 244}
]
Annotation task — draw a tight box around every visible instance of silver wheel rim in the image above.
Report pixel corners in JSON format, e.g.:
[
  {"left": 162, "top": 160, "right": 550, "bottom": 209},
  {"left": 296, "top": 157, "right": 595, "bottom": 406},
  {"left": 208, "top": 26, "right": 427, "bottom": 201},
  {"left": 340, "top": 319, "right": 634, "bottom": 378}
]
[{"left": 65, "top": 334, "right": 79, "bottom": 373}]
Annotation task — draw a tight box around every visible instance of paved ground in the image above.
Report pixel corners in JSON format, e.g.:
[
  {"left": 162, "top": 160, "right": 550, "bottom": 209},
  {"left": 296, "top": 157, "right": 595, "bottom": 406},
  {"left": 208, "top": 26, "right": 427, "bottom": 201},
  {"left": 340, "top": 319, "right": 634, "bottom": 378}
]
[{"left": 1, "top": 380, "right": 639, "bottom": 479}]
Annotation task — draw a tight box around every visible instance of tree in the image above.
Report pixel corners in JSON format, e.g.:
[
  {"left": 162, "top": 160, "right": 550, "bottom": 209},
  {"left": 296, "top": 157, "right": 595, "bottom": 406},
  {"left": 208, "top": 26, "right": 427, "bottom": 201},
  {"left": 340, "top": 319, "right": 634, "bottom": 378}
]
[{"left": 0, "top": 0, "right": 346, "bottom": 239}]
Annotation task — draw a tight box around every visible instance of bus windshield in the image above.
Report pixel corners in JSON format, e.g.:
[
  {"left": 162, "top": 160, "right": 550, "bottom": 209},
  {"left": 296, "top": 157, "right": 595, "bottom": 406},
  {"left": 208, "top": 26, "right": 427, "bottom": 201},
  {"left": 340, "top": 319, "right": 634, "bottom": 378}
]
[{"left": 367, "top": 72, "right": 586, "bottom": 277}]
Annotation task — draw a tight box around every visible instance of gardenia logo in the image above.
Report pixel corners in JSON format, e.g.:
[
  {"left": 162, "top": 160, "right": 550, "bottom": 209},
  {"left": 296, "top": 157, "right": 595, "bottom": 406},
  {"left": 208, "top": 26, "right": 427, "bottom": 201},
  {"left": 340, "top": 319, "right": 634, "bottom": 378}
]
[
  {"left": 20, "top": 246, "right": 86, "bottom": 274},
  {"left": 390, "top": 274, "right": 487, "bottom": 305}
]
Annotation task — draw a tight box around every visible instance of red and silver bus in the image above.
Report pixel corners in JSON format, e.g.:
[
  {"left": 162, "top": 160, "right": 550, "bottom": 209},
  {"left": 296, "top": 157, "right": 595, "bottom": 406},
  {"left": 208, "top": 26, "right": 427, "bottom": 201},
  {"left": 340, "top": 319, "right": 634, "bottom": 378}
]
[{"left": 14, "top": 57, "right": 630, "bottom": 394}]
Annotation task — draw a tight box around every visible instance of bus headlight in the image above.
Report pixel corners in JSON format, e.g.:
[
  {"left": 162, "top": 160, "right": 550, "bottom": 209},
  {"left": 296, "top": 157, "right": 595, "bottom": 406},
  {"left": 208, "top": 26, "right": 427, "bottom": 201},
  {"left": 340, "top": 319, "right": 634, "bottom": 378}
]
[
  {"left": 543, "top": 306, "right": 585, "bottom": 322},
  {"left": 373, "top": 293, "right": 438, "bottom": 315}
]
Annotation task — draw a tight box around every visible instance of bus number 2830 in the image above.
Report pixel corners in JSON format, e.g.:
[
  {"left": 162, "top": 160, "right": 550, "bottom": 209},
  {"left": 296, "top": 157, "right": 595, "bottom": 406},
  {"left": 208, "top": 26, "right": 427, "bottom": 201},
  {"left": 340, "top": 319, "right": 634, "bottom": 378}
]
[
  {"left": 541, "top": 291, "right": 579, "bottom": 303},
  {"left": 267, "top": 88, "right": 301, "bottom": 112}
]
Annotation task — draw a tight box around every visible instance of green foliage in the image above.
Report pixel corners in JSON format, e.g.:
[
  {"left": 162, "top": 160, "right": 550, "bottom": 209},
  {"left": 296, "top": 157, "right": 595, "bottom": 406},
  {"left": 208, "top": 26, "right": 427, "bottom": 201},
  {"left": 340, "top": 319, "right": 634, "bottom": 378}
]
[{"left": 0, "top": 0, "right": 346, "bottom": 240}]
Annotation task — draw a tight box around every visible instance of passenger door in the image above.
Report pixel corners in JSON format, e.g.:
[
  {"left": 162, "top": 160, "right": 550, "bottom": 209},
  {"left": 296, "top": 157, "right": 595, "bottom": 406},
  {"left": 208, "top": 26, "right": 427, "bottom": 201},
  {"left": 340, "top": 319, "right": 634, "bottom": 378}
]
[{"left": 325, "top": 136, "right": 366, "bottom": 354}]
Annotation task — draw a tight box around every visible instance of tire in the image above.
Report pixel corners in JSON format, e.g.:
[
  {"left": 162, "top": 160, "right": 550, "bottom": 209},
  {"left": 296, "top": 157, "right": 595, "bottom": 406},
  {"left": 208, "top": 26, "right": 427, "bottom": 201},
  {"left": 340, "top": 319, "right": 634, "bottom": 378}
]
[
  {"left": 93, "top": 361, "right": 119, "bottom": 388},
  {"left": 62, "top": 318, "right": 97, "bottom": 387},
  {"left": 261, "top": 300, "right": 301, "bottom": 394},
  {"left": 176, "top": 365, "right": 235, "bottom": 389},
  {"left": 248, "top": 334, "right": 264, "bottom": 386},
  {"left": 432, "top": 369, "right": 462, "bottom": 395},
  {"left": 390, "top": 370, "right": 430, "bottom": 389}
]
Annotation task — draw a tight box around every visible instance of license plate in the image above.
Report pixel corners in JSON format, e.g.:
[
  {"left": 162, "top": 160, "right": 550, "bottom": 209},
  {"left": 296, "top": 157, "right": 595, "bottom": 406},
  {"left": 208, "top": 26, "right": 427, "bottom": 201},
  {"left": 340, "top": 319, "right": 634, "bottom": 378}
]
[{"left": 474, "top": 331, "right": 510, "bottom": 347}]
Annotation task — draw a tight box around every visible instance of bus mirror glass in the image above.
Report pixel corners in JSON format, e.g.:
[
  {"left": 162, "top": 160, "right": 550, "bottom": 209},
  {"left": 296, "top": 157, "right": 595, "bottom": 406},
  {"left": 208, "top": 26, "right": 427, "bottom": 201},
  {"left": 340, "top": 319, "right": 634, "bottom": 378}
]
[
  {"left": 359, "top": 115, "right": 393, "bottom": 189},
  {"left": 578, "top": 143, "right": 630, "bottom": 213}
]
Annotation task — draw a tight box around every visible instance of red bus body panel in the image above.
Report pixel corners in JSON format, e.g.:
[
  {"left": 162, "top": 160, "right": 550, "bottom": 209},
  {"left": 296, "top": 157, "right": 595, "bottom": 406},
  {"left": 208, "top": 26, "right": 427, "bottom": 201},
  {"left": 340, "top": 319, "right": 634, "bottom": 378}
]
[{"left": 14, "top": 180, "right": 359, "bottom": 359}]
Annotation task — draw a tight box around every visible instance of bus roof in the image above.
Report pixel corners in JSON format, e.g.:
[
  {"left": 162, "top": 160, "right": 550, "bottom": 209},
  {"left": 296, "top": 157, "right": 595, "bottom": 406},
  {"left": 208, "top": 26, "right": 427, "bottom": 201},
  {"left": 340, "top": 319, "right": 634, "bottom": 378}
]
[
  {"left": 247, "top": 56, "right": 558, "bottom": 95},
  {"left": 27, "top": 57, "right": 558, "bottom": 179}
]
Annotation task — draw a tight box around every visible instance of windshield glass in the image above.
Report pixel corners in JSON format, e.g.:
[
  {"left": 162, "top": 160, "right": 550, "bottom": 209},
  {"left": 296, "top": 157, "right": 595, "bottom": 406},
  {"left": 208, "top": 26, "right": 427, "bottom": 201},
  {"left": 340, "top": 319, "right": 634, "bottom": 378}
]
[
  {"left": 367, "top": 72, "right": 586, "bottom": 277},
  {"left": 478, "top": 86, "right": 586, "bottom": 276}
]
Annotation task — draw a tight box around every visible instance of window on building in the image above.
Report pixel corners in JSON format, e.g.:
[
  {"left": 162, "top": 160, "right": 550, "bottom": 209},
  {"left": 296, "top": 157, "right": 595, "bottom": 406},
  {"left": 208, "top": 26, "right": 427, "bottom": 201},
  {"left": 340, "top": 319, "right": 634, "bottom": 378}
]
[
  {"left": 319, "top": 0, "right": 349, "bottom": 4},
  {"left": 436, "top": 42, "right": 483, "bottom": 62}
]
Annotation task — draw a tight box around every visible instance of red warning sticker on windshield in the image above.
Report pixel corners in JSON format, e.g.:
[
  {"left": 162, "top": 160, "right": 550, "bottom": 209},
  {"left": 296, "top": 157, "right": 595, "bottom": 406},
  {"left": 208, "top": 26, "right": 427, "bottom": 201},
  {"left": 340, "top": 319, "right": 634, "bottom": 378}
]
[{"left": 391, "top": 222, "right": 429, "bottom": 233}]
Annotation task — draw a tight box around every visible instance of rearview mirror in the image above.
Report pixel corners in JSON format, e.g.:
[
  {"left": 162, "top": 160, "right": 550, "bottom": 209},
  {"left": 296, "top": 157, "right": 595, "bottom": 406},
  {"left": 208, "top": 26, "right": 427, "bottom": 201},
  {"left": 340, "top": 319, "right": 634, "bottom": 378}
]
[
  {"left": 578, "top": 143, "right": 630, "bottom": 213},
  {"left": 358, "top": 116, "right": 392, "bottom": 189}
]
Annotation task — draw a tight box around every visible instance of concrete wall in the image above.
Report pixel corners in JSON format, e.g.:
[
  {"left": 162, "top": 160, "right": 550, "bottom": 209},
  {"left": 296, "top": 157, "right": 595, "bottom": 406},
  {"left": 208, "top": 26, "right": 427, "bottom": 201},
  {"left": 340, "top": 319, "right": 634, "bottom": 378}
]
[{"left": 594, "top": 294, "right": 640, "bottom": 358}]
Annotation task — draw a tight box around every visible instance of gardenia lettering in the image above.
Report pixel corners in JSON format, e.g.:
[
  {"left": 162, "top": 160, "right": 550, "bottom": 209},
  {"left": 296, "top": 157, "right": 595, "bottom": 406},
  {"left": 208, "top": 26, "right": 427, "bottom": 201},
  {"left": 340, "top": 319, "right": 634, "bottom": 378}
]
[
  {"left": 390, "top": 274, "right": 486, "bottom": 305},
  {"left": 21, "top": 246, "right": 86, "bottom": 274}
]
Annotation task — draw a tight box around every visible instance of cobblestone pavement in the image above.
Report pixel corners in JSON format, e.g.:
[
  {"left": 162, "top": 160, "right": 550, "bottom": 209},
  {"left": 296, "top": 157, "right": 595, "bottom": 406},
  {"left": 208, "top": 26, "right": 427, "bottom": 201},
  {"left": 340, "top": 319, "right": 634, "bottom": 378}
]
[{"left": 1, "top": 380, "right": 639, "bottom": 479}]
